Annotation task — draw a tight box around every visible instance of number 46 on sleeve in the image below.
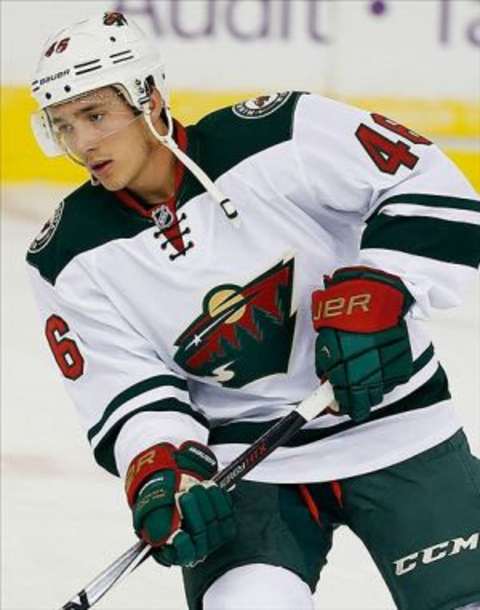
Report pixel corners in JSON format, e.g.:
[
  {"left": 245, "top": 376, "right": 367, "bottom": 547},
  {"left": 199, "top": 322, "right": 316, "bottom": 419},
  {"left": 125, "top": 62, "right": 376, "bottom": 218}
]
[{"left": 356, "top": 113, "right": 432, "bottom": 175}]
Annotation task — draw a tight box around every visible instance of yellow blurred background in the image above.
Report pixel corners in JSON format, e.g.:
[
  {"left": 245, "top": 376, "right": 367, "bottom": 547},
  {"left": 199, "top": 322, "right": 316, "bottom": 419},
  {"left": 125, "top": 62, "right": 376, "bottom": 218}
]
[{"left": 2, "top": 87, "right": 478, "bottom": 189}]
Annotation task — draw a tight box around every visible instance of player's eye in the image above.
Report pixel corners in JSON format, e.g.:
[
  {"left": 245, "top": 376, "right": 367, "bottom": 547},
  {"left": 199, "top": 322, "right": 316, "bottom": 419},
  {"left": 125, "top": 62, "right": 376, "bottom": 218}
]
[
  {"left": 55, "top": 122, "right": 73, "bottom": 135},
  {"left": 88, "top": 112, "right": 104, "bottom": 123}
]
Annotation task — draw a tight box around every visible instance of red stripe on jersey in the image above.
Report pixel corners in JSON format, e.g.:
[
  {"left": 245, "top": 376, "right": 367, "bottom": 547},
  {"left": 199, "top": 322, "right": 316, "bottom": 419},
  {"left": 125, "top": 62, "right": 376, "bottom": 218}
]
[
  {"left": 298, "top": 484, "right": 321, "bottom": 525},
  {"left": 330, "top": 480, "right": 343, "bottom": 508}
]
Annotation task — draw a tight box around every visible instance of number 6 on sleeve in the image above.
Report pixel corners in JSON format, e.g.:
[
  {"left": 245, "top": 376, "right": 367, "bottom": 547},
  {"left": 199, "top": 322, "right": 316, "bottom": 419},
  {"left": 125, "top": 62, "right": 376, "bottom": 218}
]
[{"left": 45, "top": 314, "right": 85, "bottom": 380}]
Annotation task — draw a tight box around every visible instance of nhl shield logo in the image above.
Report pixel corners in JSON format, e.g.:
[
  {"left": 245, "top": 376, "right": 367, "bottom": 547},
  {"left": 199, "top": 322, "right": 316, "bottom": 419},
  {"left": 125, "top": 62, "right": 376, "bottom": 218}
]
[
  {"left": 152, "top": 204, "right": 175, "bottom": 230},
  {"left": 28, "top": 201, "right": 64, "bottom": 254},
  {"left": 232, "top": 92, "right": 292, "bottom": 120}
]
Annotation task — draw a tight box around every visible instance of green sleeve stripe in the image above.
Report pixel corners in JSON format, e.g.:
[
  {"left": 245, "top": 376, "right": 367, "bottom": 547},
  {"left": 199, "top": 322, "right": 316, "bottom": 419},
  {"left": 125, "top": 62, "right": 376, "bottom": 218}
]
[
  {"left": 210, "top": 355, "right": 446, "bottom": 448},
  {"left": 412, "top": 343, "right": 434, "bottom": 374},
  {"left": 92, "top": 398, "right": 210, "bottom": 476},
  {"left": 361, "top": 214, "right": 480, "bottom": 269},
  {"left": 370, "top": 193, "right": 480, "bottom": 219},
  {"left": 87, "top": 374, "right": 188, "bottom": 442}
]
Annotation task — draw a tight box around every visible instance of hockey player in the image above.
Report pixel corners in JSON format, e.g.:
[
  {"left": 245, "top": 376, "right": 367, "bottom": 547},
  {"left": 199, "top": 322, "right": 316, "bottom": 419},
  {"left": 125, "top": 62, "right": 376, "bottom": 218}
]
[{"left": 28, "top": 12, "right": 480, "bottom": 610}]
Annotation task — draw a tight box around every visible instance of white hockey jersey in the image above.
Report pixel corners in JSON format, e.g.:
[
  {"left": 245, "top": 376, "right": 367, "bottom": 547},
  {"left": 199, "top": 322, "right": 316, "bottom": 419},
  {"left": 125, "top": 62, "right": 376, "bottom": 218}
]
[{"left": 27, "top": 92, "right": 480, "bottom": 483}]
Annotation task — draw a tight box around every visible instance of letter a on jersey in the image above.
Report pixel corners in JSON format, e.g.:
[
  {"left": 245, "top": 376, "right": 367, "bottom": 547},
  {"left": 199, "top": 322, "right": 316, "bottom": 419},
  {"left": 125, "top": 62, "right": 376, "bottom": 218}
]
[{"left": 174, "top": 258, "right": 297, "bottom": 388}]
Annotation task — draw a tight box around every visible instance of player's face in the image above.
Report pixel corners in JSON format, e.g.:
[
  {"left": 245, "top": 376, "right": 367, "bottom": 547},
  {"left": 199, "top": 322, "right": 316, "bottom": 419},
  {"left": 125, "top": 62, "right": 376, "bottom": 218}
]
[{"left": 47, "top": 86, "right": 155, "bottom": 191}]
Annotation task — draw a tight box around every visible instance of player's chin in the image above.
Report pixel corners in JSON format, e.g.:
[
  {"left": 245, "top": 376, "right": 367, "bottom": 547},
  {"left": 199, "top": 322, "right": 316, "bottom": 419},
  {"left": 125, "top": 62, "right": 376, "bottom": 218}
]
[
  {"left": 98, "top": 173, "right": 127, "bottom": 192},
  {"left": 101, "top": 181, "right": 122, "bottom": 192}
]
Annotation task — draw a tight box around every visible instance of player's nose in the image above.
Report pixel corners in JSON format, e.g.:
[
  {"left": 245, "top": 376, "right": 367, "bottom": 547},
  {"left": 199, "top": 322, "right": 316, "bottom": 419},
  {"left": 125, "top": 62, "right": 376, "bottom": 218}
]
[{"left": 71, "top": 125, "right": 99, "bottom": 160}]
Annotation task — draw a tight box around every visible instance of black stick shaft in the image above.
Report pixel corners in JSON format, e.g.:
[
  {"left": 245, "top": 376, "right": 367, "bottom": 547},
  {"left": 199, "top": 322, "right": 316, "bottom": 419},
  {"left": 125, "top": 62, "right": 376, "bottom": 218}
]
[{"left": 214, "top": 410, "right": 306, "bottom": 490}]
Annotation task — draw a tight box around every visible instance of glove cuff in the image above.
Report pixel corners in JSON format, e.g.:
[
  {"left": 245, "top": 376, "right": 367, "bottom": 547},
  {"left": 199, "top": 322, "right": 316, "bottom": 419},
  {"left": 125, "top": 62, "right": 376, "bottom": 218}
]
[
  {"left": 312, "top": 267, "right": 413, "bottom": 334},
  {"left": 125, "top": 441, "right": 218, "bottom": 507},
  {"left": 125, "top": 443, "right": 177, "bottom": 507},
  {"left": 176, "top": 440, "right": 218, "bottom": 480}
]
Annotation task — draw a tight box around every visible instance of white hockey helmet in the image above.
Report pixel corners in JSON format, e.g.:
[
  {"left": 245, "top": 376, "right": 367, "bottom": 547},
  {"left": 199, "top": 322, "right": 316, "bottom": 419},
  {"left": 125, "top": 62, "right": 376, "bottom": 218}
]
[{"left": 31, "top": 11, "right": 171, "bottom": 157}]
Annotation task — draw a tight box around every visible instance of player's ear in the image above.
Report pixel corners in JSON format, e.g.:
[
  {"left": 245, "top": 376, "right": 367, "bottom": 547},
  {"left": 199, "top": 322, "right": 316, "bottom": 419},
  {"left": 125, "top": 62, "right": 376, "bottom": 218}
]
[{"left": 149, "top": 88, "right": 165, "bottom": 121}]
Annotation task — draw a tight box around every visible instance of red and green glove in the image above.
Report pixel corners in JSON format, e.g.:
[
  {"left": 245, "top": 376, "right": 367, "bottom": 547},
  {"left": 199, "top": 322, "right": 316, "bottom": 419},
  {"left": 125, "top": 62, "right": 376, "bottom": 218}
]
[
  {"left": 126, "top": 441, "right": 236, "bottom": 567},
  {"left": 312, "top": 267, "right": 414, "bottom": 423}
]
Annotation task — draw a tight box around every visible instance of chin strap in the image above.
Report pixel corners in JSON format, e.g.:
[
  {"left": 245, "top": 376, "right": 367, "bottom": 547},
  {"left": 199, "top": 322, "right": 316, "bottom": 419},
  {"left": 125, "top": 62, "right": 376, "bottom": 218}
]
[{"left": 142, "top": 107, "right": 240, "bottom": 227}]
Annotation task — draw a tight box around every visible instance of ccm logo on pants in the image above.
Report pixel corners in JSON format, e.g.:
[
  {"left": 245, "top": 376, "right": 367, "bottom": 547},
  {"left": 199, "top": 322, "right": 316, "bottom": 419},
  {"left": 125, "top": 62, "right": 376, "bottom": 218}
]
[{"left": 394, "top": 532, "right": 479, "bottom": 576}]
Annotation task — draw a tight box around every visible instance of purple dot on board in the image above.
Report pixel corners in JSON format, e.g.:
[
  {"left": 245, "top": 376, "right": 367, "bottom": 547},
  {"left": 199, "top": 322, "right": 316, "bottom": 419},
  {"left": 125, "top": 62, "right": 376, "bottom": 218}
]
[{"left": 370, "top": 0, "right": 387, "bottom": 16}]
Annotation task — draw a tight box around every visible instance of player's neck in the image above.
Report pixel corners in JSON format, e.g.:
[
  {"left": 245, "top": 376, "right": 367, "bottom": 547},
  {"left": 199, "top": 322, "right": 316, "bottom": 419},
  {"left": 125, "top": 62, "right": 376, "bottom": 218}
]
[{"left": 127, "top": 141, "right": 176, "bottom": 206}]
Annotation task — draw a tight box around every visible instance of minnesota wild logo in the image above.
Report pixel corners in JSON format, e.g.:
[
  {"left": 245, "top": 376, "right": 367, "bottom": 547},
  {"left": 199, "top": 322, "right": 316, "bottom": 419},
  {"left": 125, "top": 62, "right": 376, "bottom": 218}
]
[
  {"left": 232, "top": 92, "right": 292, "bottom": 120},
  {"left": 28, "top": 200, "right": 64, "bottom": 254},
  {"left": 174, "top": 257, "right": 297, "bottom": 388}
]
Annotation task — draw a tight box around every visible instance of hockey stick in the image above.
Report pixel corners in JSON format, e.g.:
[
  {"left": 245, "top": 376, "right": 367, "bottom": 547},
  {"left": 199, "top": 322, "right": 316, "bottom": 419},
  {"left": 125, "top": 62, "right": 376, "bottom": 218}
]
[{"left": 60, "top": 381, "right": 336, "bottom": 610}]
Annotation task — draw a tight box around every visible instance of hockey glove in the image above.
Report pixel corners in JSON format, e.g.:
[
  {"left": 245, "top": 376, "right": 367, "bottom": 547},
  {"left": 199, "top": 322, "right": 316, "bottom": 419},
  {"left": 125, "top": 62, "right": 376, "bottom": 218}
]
[
  {"left": 312, "top": 267, "right": 414, "bottom": 423},
  {"left": 126, "top": 441, "right": 236, "bottom": 568}
]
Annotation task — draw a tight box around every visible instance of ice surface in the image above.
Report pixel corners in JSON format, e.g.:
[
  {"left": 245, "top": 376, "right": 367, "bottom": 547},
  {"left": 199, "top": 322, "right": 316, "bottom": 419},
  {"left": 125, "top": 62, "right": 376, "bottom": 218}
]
[{"left": 2, "top": 186, "right": 478, "bottom": 610}]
